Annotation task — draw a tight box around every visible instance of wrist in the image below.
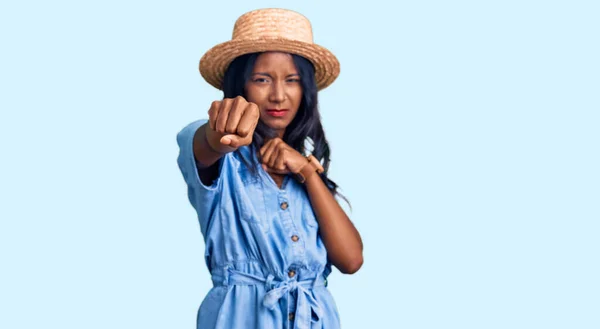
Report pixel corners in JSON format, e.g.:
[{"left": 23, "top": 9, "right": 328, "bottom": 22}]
[
  {"left": 204, "top": 125, "right": 233, "bottom": 154},
  {"left": 303, "top": 169, "right": 322, "bottom": 186},
  {"left": 294, "top": 155, "right": 324, "bottom": 184}
]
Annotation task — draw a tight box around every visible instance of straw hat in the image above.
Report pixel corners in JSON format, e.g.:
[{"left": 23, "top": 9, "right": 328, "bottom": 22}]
[{"left": 199, "top": 8, "right": 340, "bottom": 91}]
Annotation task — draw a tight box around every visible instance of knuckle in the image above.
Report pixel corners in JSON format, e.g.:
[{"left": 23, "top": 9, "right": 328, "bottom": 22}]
[
  {"left": 230, "top": 96, "right": 241, "bottom": 108},
  {"left": 221, "top": 98, "right": 232, "bottom": 108},
  {"left": 238, "top": 127, "right": 249, "bottom": 136},
  {"left": 232, "top": 102, "right": 244, "bottom": 113}
]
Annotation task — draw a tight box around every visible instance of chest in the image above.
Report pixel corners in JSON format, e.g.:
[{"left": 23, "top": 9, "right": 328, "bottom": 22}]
[{"left": 269, "top": 173, "right": 286, "bottom": 189}]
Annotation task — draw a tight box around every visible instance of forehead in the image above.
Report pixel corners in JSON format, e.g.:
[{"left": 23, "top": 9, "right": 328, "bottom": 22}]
[{"left": 253, "top": 52, "right": 297, "bottom": 72}]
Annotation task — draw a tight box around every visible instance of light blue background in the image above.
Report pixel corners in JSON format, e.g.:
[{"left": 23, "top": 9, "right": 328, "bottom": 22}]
[{"left": 1, "top": 0, "right": 598, "bottom": 328}]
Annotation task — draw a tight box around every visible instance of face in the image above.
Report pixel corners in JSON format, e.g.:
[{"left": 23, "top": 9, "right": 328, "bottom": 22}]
[{"left": 245, "top": 52, "right": 303, "bottom": 138}]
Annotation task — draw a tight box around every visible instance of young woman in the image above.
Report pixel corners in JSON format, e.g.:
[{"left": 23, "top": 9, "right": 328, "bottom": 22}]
[{"left": 176, "top": 8, "right": 363, "bottom": 329}]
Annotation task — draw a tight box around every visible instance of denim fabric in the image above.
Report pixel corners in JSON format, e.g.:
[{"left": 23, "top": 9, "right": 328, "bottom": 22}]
[{"left": 176, "top": 119, "right": 341, "bottom": 329}]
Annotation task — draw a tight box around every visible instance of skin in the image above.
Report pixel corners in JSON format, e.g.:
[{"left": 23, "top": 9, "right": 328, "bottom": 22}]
[
  {"left": 246, "top": 51, "right": 303, "bottom": 140},
  {"left": 193, "top": 51, "right": 363, "bottom": 274}
]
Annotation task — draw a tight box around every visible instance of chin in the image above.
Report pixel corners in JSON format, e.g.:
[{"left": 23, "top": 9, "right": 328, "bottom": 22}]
[
  {"left": 266, "top": 123, "right": 288, "bottom": 133},
  {"left": 262, "top": 117, "right": 291, "bottom": 131}
]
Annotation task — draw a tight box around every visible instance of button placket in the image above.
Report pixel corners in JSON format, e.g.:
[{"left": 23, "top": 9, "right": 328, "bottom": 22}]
[{"left": 277, "top": 191, "right": 305, "bottom": 262}]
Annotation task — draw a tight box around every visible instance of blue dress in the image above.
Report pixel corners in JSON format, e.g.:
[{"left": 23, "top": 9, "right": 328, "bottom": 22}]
[{"left": 176, "top": 119, "right": 342, "bottom": 329}]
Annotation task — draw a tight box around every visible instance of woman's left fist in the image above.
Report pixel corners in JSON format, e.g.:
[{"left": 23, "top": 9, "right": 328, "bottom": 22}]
[{"left": 259, "top": 138, "right": 307, "bottom": 175}]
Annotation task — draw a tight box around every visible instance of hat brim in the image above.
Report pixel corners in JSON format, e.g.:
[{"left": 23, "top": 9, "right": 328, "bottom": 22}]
[{"left": 199, "top": 38, "right": 340, "bottom": 91}]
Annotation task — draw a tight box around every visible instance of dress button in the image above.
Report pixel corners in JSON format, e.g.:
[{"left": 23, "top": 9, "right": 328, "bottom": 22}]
[
  {"left": 288, "top": 312, "right": 295, "bottom": 320},
  {"left": 280, "top": 202, "right": 288, "bottom": 210},
  {"left": 288, "top": 270, "right": 296, "bottom": 278},
  {"left": 291, "top": 235, "right": 299, "bottom": 242}
]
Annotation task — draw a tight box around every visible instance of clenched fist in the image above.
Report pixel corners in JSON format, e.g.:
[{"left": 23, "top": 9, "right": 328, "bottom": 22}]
[
  {"left": 206, "top": 96, "right": 260, "bottom": 153},
  {"left": 259, "top": 137, "right": 308, "bottom": 175}
]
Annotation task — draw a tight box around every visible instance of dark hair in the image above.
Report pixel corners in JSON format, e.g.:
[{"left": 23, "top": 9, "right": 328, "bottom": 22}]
[{"left": 222, "top": 52, "right": 350, "bottom": 207}]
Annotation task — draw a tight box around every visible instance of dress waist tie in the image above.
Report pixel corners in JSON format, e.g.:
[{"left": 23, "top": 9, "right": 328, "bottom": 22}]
[{"left": 212, "top": 267, "right": 327, "bottom": 329}]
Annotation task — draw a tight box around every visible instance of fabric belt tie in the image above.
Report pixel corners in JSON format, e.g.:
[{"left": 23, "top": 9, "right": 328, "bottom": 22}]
[{"left": 212, "top": 267, "right": 326, "bottom": 329}]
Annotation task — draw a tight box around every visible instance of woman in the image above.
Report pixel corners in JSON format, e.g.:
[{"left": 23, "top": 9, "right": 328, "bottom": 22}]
[{"left": 176, "top": 8, "right": 363, "bottom": 329}]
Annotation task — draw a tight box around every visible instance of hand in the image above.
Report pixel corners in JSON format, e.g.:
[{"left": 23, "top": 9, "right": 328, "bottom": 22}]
[
  {"left": 259, "top": 138, "right": 308, "bottom": 175},
  {"left": 206, "top": 96, "right": 260, "bottom": 152}
]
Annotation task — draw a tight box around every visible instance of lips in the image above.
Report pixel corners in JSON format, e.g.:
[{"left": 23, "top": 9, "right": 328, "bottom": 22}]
[{"left": 266, "top": 109, "right": 288, "bottom": 117}]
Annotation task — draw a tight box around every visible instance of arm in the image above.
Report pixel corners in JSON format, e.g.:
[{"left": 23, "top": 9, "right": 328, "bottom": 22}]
[
  {"left": 194, "top": 97, "right": 261, "bottom": 185},
  {"left": 259, "top": 138, "right": 364, "bottom": 274},
  {"left": 193, "top": 123, "right": 227, "bottom": 168},
  {"left": 193, "top": 123, "right": 227, "bottom": 185},
  {"left": 304, "top": 173, "right": 364, "bottom": 274}
]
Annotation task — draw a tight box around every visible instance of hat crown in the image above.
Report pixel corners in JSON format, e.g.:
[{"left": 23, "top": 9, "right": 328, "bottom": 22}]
[{"left": 232, "top": 8, "right": 314, "bottom": 44}]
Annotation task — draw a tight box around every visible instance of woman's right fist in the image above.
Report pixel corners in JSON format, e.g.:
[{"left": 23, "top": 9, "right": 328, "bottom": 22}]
[{"left": 206, "top": 96, "right": 260, "bottom": 153}]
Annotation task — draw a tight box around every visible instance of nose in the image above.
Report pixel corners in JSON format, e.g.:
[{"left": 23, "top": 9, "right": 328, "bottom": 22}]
[{"left": 268, "top": 80, "right": 286, "bottom": 103}]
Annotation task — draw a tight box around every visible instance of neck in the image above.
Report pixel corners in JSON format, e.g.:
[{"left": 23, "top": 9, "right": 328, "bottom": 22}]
[{"left": 276, "top": 129, "right": 285, "bottom": 139}]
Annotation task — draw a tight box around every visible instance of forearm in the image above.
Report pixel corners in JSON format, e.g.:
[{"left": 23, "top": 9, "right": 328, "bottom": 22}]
[
  {"left": 193, "top": 123, "right": 227, "bottom": 168},
  {"left": 304, "top": 173, "right": 363, "bottom": 274}
]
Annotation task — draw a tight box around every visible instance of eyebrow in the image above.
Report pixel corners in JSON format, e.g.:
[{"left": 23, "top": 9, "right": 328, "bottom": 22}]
[{"left": 252, "top": 72, "right": 300, "bottom": 78}]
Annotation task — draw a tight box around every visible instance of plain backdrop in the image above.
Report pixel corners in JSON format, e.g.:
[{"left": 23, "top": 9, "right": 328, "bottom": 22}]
[{"left": 1, "top": 0, "right": 598, "bottom": 328}]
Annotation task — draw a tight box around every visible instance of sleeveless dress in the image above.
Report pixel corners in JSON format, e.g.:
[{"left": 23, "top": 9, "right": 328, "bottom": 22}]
[{"left": 176, "top": 119, "right": 341, "bottom": 329}]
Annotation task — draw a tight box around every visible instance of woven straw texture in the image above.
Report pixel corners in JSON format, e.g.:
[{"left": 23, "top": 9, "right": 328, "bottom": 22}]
[{"left": 199, "top": 8, "right": 340, "bottom": 91}]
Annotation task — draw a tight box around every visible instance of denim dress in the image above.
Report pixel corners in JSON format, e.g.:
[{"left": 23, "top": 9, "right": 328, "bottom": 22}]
[{"left": 176, "top": 119, "right": 341, "bottom": 329}]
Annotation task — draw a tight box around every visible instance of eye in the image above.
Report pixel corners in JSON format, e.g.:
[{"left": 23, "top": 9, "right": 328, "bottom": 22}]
[
  {"left": 253, "top": 78, "right": 269, "bottom": 83},
  {"left": 286, "top": 78, "right": 301, "bottom": 83}
]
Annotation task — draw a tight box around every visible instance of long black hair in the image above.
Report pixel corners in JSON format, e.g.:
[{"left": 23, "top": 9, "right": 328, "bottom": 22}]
[{"left": 222, "top": 52, "right": 350, "bottom": 207}]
